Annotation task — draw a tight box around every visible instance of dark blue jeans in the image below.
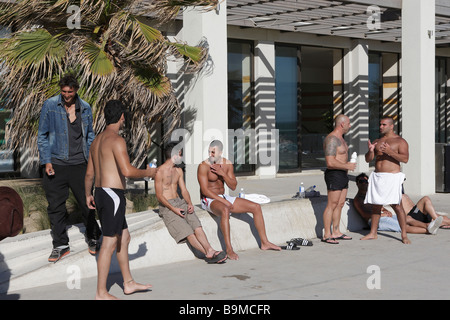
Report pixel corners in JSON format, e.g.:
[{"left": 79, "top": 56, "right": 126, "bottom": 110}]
[{"left": 43, "top": 163, "right": 101, "bottom": 248}]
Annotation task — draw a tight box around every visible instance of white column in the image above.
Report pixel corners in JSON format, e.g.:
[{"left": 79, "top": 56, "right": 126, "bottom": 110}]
[
  {"left": 401, "top": 0, "right": 435, "bottom": 196},
  {"left": 182, "top": 4, "right": 228, "bottom": 204},
  {"left": 254, "top": 41, "right": 277, "bottom": 177},
  {"left": 344, "top": 40, "right": 370, "bottom": 173}
]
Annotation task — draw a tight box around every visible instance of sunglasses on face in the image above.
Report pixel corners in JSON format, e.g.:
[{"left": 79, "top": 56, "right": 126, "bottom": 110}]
[{"left": 357, "top": 179, "right": 368, "bottom": 184}]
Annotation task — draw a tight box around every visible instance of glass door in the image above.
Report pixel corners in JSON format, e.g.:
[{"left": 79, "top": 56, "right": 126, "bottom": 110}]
[
  {"left": 368, "top": 52, "right": 382, "bottom": 142},
  {"left": 275, "top": 45, "right": 300, "bottom": 171},
  {"left": 227, "top": 40, "right": 255, "bottom": 174},
  {"left": 300, "top": 46, "right": 339, "bottom": 169}
]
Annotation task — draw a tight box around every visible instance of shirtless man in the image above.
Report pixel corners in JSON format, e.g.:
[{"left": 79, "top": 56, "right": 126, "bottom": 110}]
[
  {"left": 197, "top": 140, "right": 281, "bottom": 260},
  {"left": 85, "top": 100, "right": 156, "bottom": 300},
  {"left": 353, "top": 173, "right": 446, "bottom": 234},
  {"left": 155, "top": 142, "right": 227, "bottom": 264},
  {"left": 321, "top": 115, "right": 356, "bottom": 244},
  {"left": 361, "top": 116, "right": 411, "bottom": 244}
]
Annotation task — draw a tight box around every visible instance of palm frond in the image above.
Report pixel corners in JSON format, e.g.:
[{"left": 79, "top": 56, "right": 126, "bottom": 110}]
[
  {"left": 0, "top": 0, "right": 212, "bottom": 169},
  {"left": 148, "top": 0, "right": 220, "bottom": 23},
  {"left": 134, "top": 66, "right": 172, "bottom": 98},
  {"left": 0, "top": 29, "right": 65, "bottom": 68},
  {"left": 83, "top": 39, "right": 116, "bottom": 76}
]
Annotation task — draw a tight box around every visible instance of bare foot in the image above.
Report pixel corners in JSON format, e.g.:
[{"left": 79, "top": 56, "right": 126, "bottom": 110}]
[
  {"left": 227, "top": 250, "right": 239, "bottom": 260},
  {"left": 123, "top": 279, "right": 152, "bottom": 295},
  {"left": 402, "top": 236, "right": 411, "bottom": 244},
  {"left": 95, "top": 291, "right": 120, "bottom": 300},
  {"left": 261, "top": 241, "right": 281, "bottom": 251},
  {"left": 360, "top": 233, "right": 378, "bottom": 240}
]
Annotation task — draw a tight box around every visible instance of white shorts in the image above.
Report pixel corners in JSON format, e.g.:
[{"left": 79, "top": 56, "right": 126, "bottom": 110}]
[{"left": 201, "top": 194, "right": 236, "bottom": 213}]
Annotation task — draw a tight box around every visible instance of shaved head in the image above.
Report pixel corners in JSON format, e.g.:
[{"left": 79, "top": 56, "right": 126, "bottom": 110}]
[{"left": 334, "top": 114, "right": 349, "bottom": 127}]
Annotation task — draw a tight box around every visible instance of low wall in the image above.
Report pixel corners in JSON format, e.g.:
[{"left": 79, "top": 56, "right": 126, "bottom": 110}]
[{"left": 0, "top": 196, "right": 367, "bottom": 293}]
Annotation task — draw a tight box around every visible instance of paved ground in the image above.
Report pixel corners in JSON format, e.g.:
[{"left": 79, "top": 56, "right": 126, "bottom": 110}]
[
  {"left": 2, "top": 227, "right": 450, "bottom": 302},
  {"left": 1, "top": 170, "right": 449, "bottom": 306}
]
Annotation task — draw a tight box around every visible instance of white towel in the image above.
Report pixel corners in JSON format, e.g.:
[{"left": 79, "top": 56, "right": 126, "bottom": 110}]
[
  {"left": 243, "top": 194, "right": 271, "bottom": 204},
  {"left": 364, "top": 172, "right": 405, "bottom": 205}
]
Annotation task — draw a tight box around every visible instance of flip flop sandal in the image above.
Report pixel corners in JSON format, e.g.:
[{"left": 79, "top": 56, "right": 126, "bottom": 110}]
[
  {"left": 335, "top": 234, "right": 352, "bottom": 240},
  {"left": 280, "top": 241, "right": 300, "bottom": 250},
  {"left": 321, "top": 237, "right": 339, "bottom": 244},
  {"left": 205, "top": 251, "right": 227, "bottom": 264},
  {"left": 290, "top": 238, "right": 313, "bottom": 246}
]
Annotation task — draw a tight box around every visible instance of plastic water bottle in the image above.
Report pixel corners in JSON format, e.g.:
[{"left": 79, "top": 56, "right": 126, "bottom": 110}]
[
  {"left": 239, "top": 188, "right": 245, "bottom": 199},
  {"left": 144, "top": 159, "right": 157, "bottom": 181},
  {"left": 305, "top": 185, "right": 316, "bottom": 192},
  {"left": 350, "top": 152, "right": 357, "bottom": 163},
  {"left": 299, "top": 182, "right": 305, "bottom": 199}
]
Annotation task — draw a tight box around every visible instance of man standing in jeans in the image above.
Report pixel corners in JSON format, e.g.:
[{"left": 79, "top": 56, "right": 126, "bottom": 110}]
[{"left": 38, "top": 73, "right": 101, "bottom": 262}]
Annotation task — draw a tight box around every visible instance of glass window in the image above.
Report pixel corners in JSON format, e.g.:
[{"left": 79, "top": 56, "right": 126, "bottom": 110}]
[
  {"left": 275, "top": 45, "right": 342, "bottom": 171},
  {"left": 0, "top": 108, "right": 14, "bottom": 173},
  {"left": 300, "top": 46, "right": 338, "bottom": 169},
  {"left": 369, "top": 52, "right": 382, "bottom": 142},
  {"left": 436, "top": 57, "right": 448, "bottom": 143},
  {"left": 0, "top": 26, "right": 16, "bottom": 174},
  {"left": 227, "top": 40, "right": 254, "bottom": 174},
  {"left": 275, "top": 45, "right": 299, "bottom": 171}
]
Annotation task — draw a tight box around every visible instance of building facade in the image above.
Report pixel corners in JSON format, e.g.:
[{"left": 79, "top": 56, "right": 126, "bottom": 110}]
[
  {"left": 1, "top": 0, "right": 450, "bottom": 200},
  {"left": 175, "top": 0, "right": 450, "bottom": 201}
]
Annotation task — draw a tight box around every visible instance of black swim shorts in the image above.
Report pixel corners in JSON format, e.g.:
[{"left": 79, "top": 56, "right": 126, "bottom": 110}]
[
  {"left": 94, "top": 187, "right": 128, "bottom": 237},
  {"left": 407, "top": 205, "right": 432, "bottom": 223},
  {"left": 324, "top": 169, "right": 349, "bottom": 191}
]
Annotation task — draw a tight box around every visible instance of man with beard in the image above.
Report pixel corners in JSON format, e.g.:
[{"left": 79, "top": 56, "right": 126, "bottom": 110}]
[
  {"left": 38, "top": 73, "right": 101, "bottom": 262},
  {"left": 361, "top": 116, "right": 411, "bottom": 244}
]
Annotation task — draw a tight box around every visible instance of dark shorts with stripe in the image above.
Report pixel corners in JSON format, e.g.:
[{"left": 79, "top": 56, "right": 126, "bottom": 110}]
[
  {"left": 94, "top": 187, "right": 128, "bottom": 237},
  {"left": 324, "top": 169, "right": 349, "bottom": 191},
  {"left": 408, "top": 205, "right": 432, "bottom": 223}
]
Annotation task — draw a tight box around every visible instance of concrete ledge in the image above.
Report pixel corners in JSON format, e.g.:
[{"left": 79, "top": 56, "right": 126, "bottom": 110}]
[{"left": 0, "top": 196, "right": 366, "bottom": 293}]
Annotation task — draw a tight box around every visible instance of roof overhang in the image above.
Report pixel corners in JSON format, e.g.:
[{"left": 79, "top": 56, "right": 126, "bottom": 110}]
[{"left": 227, "top": 0, "right": 450, "bottom": 46}]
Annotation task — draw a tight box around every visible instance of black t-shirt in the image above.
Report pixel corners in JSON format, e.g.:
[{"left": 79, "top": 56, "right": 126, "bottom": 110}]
[{"left": 52, "top": 99, "right": 86, "bottom": 165}]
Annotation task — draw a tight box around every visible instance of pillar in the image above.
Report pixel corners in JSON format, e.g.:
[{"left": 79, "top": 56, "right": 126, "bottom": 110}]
[
  {"left": 401, "top": 0, "right": 435, "bottom": 196},
  {"left": 254, "top": 40, "right": 277, "bottom": 177},
  {"left": 344, "top": 40, "right": 370, "bottom": 173},
  {"left": 182, "top": 3, "right": 228, "bottom": 204}
]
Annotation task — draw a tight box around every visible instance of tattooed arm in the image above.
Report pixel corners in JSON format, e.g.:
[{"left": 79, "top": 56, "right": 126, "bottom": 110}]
[{"left": 324, "top": 135, "right": 355, "bottom": 171}]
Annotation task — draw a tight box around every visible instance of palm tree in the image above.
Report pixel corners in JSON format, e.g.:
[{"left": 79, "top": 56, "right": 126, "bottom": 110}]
[{"left": 0, "top": 0, "right": 219, "bottom": 167}]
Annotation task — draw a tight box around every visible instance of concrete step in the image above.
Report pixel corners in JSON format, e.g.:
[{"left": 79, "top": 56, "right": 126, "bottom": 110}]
[
  {"left": 0, "top": 210, "right": 158, "bottom": 293},
  {"left": 0, "top": 197, "right": 367, "bottom": 294}
]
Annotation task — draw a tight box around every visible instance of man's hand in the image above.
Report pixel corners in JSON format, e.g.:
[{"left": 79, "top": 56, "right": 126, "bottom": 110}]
[
  {"left": 146, "top": 165, "right": 157, "bottom": 179},
  {"left": 348, "top": 162, "right": 357, "bottom": 171},
  {"left": 379, "top": 142, "right": 392, "bottom": 156},
  {"left": 367, "top": 139, "right": 377, "bottom": 152},
  {"left": 86, "top": 195, "right": 96, "bottom": 210},
  {"left": 174, "top": 207, "right": 186, "bottom": 218},
  {"left": 187, "top": 204, "right": 195, "bottom": 214},
  {"left": 210, "top": 163, "right": 225, "bottom": 177},
  {"left": 45, "top": 163, "right": 55, "bottom": 176}
]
